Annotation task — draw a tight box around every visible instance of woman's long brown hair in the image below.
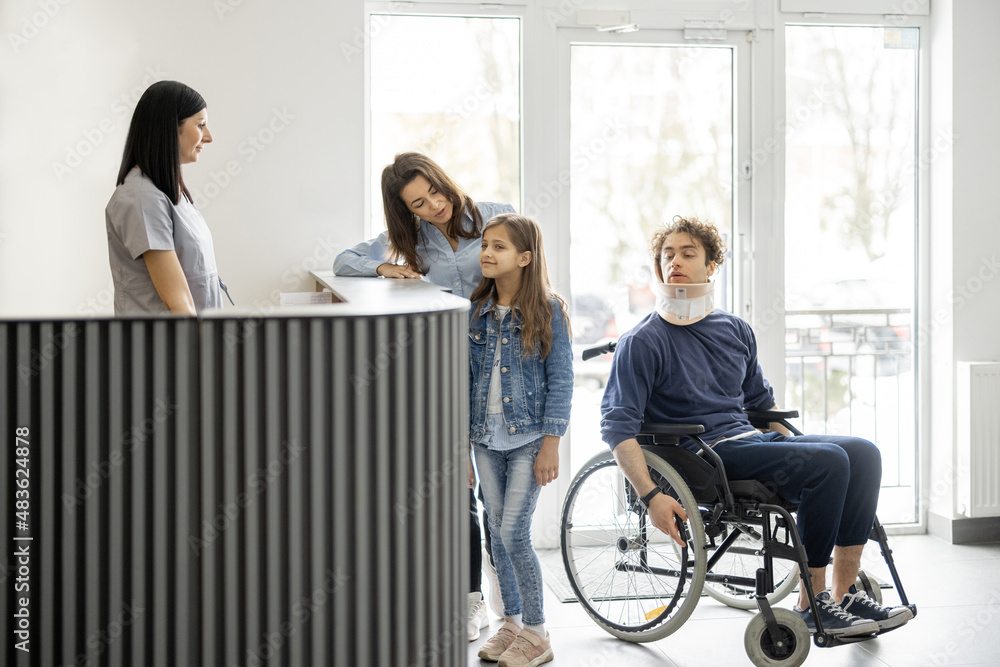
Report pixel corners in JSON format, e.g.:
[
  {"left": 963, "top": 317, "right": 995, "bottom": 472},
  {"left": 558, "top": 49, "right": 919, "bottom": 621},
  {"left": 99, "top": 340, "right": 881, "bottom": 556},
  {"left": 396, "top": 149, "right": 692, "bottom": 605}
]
[
  {"left": 380, "top": 152, "right": 482, "bottom": 272},
  {"left": 470, "top": 214, "right": 570, "bottom": 360}
]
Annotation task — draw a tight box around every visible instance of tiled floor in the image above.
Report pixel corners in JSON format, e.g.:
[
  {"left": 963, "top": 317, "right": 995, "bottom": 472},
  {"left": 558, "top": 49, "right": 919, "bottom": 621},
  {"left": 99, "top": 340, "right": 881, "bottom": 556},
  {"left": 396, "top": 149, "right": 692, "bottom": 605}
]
[{"left": 467, "top": 535, "right": 1000, "bottom": 666}]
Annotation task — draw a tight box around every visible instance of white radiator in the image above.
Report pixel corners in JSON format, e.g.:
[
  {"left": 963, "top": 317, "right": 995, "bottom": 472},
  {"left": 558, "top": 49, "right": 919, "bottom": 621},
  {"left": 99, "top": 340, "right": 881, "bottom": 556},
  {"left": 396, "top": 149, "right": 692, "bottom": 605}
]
[{"left": 957, "top": 362, "right": 1000, "bottom": 518}]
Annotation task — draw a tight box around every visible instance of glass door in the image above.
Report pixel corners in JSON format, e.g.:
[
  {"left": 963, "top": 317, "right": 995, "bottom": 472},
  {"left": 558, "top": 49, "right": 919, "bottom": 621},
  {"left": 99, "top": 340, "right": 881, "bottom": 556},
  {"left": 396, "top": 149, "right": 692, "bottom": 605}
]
[
  {"left": 784, "top": 25, "right": 919, "bottom": 524},
  {"left": 369, "top": 12, "right": 521, "bottom": 236},
  {"left": 561, "top": 29, "right": 748, "bottom": 471}
]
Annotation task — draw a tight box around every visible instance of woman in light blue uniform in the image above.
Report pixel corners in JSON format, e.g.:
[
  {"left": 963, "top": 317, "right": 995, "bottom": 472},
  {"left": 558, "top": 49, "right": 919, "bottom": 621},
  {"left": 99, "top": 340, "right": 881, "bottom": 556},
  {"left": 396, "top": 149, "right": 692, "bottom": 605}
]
[
  {"left": 106, "top": 80, "right": 228, "bottom": 315},
  {"left": 333, "top": 151, "right": 514, "bottom": 640}
]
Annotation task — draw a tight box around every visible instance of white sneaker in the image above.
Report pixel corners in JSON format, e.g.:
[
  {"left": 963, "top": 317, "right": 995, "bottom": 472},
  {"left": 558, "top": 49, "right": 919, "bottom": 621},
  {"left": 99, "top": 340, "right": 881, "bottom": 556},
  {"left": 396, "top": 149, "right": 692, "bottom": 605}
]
[
  {"left": 483, "top": 547, "right": 504, "bottom": 618},
  {"left": 468, "top": 593, "right": 489, "bottom": 641}
]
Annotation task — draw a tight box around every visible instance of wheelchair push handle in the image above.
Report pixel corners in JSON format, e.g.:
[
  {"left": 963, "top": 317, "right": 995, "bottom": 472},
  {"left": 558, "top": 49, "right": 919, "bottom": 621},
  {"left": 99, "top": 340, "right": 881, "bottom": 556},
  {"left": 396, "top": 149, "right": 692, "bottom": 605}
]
[{"left": 582, "top": 340, "right": 617, "bottom": 361}]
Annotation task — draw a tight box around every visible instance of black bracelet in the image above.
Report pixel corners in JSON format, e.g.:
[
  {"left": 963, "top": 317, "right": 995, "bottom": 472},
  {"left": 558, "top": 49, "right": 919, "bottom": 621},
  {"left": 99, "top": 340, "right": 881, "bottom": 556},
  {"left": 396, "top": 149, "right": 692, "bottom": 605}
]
[{"left": 639, "top": 486, "right": 662, "bottom": 509}]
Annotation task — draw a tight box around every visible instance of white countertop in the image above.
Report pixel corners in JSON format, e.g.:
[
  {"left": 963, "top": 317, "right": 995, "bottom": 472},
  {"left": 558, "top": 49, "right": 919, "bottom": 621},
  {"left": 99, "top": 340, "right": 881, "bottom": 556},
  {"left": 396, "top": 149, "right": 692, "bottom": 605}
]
[{"left": 292, "top": 271, "right": 470, "bottom": 316}]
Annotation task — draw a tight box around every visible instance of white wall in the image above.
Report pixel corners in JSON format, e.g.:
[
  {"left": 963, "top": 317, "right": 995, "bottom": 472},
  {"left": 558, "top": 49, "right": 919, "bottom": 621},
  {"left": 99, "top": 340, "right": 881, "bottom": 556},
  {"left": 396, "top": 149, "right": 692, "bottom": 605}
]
[
  {"left": 0, "top": 0, "right": 366, "bottom": 317},
  {"left": 927, "top": 0, "right": 1000, "bottom": 525},
  {"left": 950, "top": 0, "right": 1000, "bottom": 363}
]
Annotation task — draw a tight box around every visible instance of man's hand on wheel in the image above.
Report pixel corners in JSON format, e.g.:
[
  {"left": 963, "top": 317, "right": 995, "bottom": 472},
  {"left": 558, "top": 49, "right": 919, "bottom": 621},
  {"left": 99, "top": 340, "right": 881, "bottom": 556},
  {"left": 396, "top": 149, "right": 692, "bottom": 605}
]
[{"left": 646, "top": 493, "right": 688, "bottom": 547}]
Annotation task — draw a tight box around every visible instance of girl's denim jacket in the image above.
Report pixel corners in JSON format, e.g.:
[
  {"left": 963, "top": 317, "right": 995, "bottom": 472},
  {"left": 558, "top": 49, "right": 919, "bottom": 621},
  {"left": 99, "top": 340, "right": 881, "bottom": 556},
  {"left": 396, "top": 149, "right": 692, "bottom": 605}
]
[{"left": 469, "top": 297, "right": 574, "bottom": 442}]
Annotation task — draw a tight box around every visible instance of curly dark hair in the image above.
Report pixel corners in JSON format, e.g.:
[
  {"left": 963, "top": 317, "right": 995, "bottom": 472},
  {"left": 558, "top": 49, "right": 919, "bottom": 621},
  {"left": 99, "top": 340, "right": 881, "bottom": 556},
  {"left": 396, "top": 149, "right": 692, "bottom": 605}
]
[{"left": 649, "top": 215, "right": 727, "bottom": 282}]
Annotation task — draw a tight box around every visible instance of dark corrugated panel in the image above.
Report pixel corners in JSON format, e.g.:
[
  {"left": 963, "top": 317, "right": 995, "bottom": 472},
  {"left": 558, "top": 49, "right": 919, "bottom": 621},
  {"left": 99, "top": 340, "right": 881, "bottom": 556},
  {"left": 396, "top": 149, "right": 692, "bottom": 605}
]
[{"left": 1, "top": 311, "right": 467, "bottom": 667}]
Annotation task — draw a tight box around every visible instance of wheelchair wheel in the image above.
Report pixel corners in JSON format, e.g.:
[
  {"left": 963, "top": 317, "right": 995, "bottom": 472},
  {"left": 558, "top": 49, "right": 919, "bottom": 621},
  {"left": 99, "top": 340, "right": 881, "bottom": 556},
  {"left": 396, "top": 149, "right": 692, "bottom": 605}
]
[
  {"left": 857, "top": 570, "right": 883, "bottom": 605},
  {"left": 743, "top": 608, "right": 810, "bottom": 667},
  {"left": 560, "top": 449, "right": 706, "bottom": 642},
  {"left": 703, "top": 521, "right": 799, "bottom": 610}
]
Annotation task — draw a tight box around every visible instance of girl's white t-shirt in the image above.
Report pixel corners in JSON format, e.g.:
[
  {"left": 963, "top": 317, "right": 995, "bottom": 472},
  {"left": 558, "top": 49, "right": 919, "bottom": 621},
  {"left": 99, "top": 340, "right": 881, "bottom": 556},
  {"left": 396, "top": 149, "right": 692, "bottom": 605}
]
[{"left": 486, "top": 305, "right": 510, "bottom": 414}]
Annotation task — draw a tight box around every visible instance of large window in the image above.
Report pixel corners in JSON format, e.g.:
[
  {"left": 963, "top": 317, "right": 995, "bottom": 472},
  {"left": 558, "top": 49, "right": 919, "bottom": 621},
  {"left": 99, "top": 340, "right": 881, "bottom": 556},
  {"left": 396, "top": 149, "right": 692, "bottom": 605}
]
[
  {"left": 784, "top": 26, "right": 919, "bottom": 524},
  {"left": 565, "top": 35, "right": 739, "bottom": 467},
  {"left": 369, "top": 14, "right": 520, "bottom": 233}
]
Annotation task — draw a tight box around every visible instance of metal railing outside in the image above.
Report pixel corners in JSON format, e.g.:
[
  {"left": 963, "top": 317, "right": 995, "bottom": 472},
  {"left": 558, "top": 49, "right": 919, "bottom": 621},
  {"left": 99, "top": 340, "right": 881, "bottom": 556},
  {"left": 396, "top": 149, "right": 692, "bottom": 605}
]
[{"left": 784, "top": 307, "right": 916, "bottom": 523}]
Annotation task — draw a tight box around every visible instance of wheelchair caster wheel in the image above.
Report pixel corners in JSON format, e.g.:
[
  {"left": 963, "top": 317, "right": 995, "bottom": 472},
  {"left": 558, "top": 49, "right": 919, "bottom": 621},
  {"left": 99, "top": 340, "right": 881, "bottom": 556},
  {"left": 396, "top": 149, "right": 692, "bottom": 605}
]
[
  {"left": 857, "top": 570, "right": 882, "bottom": 604},
  {"left": 744, "top": 608, "right": 810, "bottom": 667}
]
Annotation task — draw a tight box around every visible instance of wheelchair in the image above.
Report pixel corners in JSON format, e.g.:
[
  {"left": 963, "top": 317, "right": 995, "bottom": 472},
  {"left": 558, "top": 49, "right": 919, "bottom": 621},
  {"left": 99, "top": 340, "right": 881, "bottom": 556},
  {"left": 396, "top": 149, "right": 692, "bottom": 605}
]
[{"left": 560, "top": 341, "right": 917, "bottom": 666}]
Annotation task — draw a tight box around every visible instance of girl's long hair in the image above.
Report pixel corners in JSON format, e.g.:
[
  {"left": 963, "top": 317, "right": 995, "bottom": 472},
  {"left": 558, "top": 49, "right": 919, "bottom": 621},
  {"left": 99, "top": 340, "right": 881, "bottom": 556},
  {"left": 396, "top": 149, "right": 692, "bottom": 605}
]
[
  {"left": 116, "top": 80, "right": 206, "bottom": 205},
  {"left": 470, "top": 214, "right": 570, "bottom": 360},
  {"left": 381, "top": 152, "right": 482, "bottom": 272}
]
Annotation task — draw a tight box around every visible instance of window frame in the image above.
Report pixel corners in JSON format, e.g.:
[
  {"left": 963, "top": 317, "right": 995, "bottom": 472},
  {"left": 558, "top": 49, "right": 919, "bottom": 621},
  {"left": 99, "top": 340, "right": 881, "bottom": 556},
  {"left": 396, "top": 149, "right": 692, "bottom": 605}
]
[{"left": 364, "top": 1, "right": 528, "bottom": 239}]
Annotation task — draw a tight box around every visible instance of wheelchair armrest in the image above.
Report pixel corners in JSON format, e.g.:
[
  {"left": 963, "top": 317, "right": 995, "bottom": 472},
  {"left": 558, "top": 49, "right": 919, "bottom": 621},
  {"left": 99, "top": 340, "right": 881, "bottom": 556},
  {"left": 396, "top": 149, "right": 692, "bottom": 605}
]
[
  {"left": 744, "top": 409, "right": 801, "bottom": 435},
  {"left": 744, "top": 409, "right": 799, "bottom": 421},
  {"left": 637, "top": 422, "right": 706, "bottom": 437}
]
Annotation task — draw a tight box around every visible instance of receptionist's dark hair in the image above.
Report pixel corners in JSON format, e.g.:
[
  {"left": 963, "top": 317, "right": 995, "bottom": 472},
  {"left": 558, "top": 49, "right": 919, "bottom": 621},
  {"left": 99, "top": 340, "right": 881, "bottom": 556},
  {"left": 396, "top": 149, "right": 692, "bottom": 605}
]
[{"left": 116, "top": 80, "right": 206, "bottom": 205}]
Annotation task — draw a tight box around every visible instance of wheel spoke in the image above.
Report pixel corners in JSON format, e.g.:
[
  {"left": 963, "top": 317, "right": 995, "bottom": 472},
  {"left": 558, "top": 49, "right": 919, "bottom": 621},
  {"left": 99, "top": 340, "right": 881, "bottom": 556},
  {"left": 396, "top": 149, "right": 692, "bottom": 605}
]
[{"left": 561, "top": 453, "right": 706, "bottom": 639}]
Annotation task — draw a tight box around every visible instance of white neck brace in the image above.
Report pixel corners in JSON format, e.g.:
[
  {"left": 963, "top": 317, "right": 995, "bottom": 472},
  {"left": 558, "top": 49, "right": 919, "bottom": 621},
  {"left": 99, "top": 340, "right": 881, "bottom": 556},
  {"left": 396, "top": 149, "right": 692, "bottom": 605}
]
[{"left": 653, "top": 281, "right": 715, "bottom": 326}]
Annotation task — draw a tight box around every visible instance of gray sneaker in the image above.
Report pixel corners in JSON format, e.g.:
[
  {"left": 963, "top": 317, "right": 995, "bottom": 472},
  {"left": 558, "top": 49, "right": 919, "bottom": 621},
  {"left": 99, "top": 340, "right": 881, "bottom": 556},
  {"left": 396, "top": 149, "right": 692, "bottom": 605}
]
[{"left": 795, "top": 591, "right": 880, "bottom": 637}]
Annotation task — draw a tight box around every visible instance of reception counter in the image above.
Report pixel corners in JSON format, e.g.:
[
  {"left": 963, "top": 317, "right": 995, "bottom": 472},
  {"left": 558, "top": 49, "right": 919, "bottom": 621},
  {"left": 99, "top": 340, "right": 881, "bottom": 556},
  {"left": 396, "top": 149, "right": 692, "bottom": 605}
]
[{"left": 0, "top": 278, "right": 471, "bottom": 666}]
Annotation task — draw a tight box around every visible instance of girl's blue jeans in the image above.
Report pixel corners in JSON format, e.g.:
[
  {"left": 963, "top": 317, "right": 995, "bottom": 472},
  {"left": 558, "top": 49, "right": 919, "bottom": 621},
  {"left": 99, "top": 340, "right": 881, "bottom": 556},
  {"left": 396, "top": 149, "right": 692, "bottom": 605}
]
[{"left": 473, "top": 438, "right": 546, "bottom": 626}]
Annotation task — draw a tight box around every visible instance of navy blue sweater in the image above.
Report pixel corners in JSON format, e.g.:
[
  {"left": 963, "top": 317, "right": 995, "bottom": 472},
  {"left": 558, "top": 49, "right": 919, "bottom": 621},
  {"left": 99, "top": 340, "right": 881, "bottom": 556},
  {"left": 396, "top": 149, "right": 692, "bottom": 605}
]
[{"left": 600, "top": 310, "right": 775, "bottom": 451}]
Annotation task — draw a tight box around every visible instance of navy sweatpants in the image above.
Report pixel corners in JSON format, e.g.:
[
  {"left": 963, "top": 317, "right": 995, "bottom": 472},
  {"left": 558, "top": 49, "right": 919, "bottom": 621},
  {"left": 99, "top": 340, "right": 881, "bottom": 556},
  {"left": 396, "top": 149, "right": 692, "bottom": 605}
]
[{"left": 711, "top": 432, "right": 882, "bottom": 568}]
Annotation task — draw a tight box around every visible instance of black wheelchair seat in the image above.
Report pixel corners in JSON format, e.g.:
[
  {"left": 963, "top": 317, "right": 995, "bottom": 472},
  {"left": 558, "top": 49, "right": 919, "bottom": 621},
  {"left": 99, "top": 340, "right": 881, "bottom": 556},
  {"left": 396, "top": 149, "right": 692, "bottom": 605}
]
[
  {"left": 641, "top": 443, "right": 799, "bottom": 513},
  {"left": 728, "top": 480, "right": 799, "bottom": 512}
]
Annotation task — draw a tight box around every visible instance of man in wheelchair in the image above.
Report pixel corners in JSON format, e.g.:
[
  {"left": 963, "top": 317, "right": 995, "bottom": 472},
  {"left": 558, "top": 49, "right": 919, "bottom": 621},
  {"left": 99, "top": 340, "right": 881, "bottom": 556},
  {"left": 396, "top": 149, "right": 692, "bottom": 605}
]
[{"left": 600, "top": 216, "right": 913, "bottom": 638}]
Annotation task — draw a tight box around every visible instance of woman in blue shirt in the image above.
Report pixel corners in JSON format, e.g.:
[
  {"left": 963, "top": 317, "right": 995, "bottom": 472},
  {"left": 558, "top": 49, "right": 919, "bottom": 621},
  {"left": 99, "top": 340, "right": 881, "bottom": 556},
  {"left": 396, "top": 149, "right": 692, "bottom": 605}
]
[
  {"left": 334, "top": 151, "right": 515, "bottom": 640},
  {"left": 333, "top": 152, "right": 514, "bottom": 297},
  {"left": 106, "top": 80, "right": 227, "bottom": 315}
]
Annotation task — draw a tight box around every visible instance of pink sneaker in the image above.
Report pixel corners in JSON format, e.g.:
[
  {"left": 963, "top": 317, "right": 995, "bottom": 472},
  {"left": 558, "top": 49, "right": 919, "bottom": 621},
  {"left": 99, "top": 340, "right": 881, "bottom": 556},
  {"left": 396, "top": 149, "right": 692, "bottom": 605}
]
[
  {"left": 478, "top": 621, "right": 521, "bottom": 662},
  {"left": 498, "top": 629, "right": 553, "bottom": 667}
]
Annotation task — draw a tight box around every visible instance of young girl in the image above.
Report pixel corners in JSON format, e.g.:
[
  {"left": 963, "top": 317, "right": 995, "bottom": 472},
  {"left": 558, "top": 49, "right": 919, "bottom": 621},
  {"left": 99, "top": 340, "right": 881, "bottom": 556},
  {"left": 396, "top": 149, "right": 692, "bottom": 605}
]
[{"left": 469, "top": 214, "right": 573, "bottom": 667}]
